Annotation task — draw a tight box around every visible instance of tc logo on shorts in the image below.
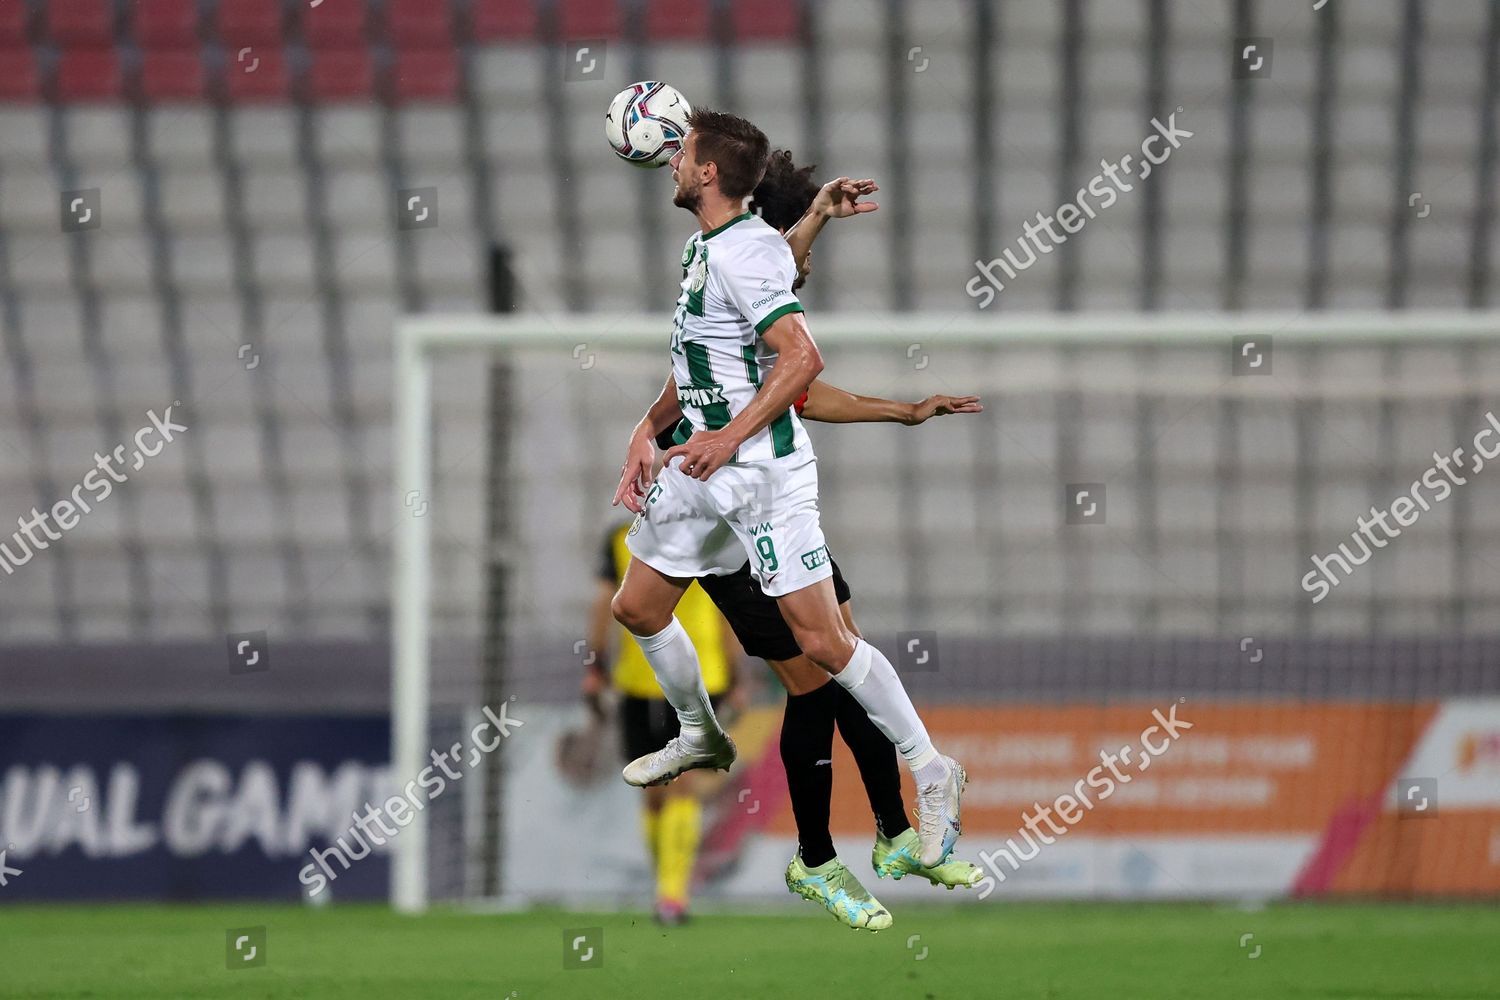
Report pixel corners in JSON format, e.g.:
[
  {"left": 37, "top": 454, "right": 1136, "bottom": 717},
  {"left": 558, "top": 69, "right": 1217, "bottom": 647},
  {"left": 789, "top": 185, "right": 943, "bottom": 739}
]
[{"left": 800, "top": 545, "right": 829, "bottom": 571}]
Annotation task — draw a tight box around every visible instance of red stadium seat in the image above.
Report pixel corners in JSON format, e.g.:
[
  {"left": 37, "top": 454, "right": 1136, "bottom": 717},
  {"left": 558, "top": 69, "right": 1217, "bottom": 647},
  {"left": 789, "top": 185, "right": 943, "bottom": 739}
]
[
  {"left": 0, "top": 47, "right": 44, "bottom": 101},
  {"left": 645, "top": 0, "right": 711, "bottom": 41},
  {"left": 57, "top": 47, "right": 124, "bottom": 100},
  {"left": 0, "top": 3, "right": 30, "bottom": 45},
  {"left": 223, "top": 45, "right": 290, "bottom": 102},
  {"left": 216, "top": 0, "right": 284, "bottom": 47},
  {"left": 559, "top": 0, "right": 619, "bottom": 40},
  {"left": 46, "top": 0, "right": 115, "bottom": 44},
  {"left": 730, "top": 0, "right": 801, "bottom": 40},
  {"left": 392, "top": 48, "right": 459, "bottom": 103},
  {"left": 302, "top": 1, "right": 366, "bottom": 46},
  {"left": 307, "top": 48, "right": 375, "bottom": 101},
  {"left": 471, "top": 0, "right": 538, "bottom": 41},
  {"left": 132, "top": 0, "right": 200, "bottom": 46},
  {"left": 140, "top": 47, "right": 206, "bottom": 101},
  {"left": 385, "top": 0, "right": 453, "bottom": 46}
]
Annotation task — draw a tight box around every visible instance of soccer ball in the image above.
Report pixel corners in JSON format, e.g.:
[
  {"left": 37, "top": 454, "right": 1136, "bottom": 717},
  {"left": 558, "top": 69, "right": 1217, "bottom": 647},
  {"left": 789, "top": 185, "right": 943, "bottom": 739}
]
[{"left": 604, "top": 81, "right": 691, "bottom": 167}]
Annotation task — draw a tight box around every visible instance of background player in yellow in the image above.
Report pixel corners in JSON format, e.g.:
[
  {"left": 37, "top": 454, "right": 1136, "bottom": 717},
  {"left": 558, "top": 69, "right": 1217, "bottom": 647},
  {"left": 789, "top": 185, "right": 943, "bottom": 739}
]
[{"left": 583, "top": 520, "right": 742, "bottom": 925}]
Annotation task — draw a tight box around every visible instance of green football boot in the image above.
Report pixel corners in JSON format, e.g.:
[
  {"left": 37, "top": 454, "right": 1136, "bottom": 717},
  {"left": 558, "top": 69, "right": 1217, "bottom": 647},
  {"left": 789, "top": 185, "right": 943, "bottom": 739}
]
[
  {"left": 873, "top": 828, "right": 984, "bottom": 889},
  {"left": 785, "top": 853, "right": 893, "bottom": 931}
]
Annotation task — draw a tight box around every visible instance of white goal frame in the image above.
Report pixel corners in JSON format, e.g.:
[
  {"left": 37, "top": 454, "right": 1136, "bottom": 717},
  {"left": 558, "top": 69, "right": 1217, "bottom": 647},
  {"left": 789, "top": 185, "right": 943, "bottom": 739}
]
[{"left": 389, "top": 309, "right": 1498, "bottom": 912}]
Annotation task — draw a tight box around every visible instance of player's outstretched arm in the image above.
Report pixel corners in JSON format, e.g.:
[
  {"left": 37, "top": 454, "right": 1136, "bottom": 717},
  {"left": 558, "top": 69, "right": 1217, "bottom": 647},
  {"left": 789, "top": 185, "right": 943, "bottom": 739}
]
[
  {"left": 612, "top": 372, "right": 683, "bottom": 512},
  {"left": 664, "top": 312, "right": 823, "bottom": 481},
  {"left": 784, "top": 177, "right": 878, "bottom": 274},
  {"left": 800, "top": 380, "right": 983, "bottom": 426},
  {"left": 581, "top": 578, "right": 614, "bottom": 719}
]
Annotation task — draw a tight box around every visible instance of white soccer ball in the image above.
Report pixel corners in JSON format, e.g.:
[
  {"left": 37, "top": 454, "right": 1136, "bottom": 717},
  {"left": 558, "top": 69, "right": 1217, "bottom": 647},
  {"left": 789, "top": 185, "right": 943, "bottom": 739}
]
[{"left": 604, "top": 81, "right": 692, "bottom": 167}]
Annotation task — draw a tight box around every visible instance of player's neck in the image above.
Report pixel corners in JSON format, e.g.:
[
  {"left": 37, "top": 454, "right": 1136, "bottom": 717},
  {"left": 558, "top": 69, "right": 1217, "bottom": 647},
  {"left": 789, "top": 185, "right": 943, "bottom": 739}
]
[{"left": 695, "top": 196, "right": 747, "bottom": 236}]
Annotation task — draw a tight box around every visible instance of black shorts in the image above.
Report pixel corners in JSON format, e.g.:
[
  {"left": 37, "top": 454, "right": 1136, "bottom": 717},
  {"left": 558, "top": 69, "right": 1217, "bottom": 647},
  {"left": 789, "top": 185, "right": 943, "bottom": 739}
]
[
  {"left": 696, "top": 557, "right": 852, "bottom": 662},
  {"left": 619, "top": 694, "right": 724, "bottom": 763}
]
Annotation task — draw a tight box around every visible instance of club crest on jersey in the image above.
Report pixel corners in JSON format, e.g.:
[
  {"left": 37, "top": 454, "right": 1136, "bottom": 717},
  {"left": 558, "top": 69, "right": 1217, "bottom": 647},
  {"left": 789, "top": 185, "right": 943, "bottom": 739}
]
[
  {"left": 678, "top": 382, "right": 727, "bottom": 408},
  {"left": 682, "top": 242, "right": 697, "bottom": 268},
  {"left": 689, "top": 255, "right": 709, "bottom": 293}
]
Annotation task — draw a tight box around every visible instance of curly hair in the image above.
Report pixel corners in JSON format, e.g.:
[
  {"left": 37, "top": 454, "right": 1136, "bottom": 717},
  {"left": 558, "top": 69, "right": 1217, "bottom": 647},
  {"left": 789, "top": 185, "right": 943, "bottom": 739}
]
[{"left": 750, "top": 149, "right": 820, "bottom": 233}]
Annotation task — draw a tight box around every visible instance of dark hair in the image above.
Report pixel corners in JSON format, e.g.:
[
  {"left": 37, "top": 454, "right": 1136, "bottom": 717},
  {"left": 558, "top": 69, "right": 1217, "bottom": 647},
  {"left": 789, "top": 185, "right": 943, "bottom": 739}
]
[
  {"left": 685, "top": 107, "right": 771, "bottom": 200},
  {"left": 750, "top": 149, "right": 819, "bottom": 232}
]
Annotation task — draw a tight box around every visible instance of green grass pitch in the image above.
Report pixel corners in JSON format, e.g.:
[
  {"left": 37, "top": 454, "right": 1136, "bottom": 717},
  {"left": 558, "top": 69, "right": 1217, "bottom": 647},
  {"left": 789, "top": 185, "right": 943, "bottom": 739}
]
[{"left": 2, "top": 901, "right": 1497, "bottom": 998}]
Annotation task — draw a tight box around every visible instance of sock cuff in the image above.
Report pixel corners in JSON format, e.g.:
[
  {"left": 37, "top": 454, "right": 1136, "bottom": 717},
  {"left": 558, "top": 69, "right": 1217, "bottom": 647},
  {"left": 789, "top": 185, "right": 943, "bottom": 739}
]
[
  {"left": 634, "top": 616, "right": 685, "bottom": 653},
  {"left": 908, "top": 744, "right": 941, "bottom": 772},
  {"left": 833, "top": 638, "right": 874, "bottom": 690}
]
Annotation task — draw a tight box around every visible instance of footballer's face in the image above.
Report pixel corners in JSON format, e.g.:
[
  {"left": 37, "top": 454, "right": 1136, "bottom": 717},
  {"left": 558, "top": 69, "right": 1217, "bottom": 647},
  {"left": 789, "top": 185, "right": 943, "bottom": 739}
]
[{"left": 670, "top": 135, "right": 704, "bottom": 211}]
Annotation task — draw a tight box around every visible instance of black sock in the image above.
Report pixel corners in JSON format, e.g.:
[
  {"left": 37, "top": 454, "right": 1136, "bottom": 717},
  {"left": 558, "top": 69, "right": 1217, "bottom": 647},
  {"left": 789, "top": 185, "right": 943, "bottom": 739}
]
[
  {"left": 833, "top": 684, "right": 912, "bottom": 839},
  {"left": 781, "top": 681, "right": 838, "bottom": 867}
]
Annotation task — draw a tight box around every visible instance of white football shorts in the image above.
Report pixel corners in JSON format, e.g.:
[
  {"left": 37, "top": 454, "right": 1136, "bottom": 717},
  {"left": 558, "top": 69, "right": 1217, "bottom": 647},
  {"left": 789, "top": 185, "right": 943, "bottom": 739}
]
[{"left": 624, "top": 447, "right": 833, "bottom": 598}]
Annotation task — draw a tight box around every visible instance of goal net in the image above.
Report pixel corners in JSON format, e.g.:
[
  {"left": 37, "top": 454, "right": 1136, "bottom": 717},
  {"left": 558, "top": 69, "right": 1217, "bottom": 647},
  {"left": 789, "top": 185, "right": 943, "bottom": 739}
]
[{"left": 392, "top": 311, "right": 1500, "bottom": 912}]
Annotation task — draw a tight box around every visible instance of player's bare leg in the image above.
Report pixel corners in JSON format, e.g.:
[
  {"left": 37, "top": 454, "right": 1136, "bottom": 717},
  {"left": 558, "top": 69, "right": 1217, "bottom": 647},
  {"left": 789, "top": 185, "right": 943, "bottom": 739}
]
[
  {"left": 774, "top": 577, "right": 966, "bottom": 866},
  {"left": 612, "top": 558, "right": 736, "bottom": 785}
]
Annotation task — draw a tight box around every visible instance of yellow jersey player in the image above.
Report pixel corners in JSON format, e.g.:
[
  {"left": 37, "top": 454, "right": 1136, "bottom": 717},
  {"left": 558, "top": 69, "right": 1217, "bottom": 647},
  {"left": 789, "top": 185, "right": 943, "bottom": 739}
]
[{"left": 583, "top": 521, "right": 741, "bottom": 925}]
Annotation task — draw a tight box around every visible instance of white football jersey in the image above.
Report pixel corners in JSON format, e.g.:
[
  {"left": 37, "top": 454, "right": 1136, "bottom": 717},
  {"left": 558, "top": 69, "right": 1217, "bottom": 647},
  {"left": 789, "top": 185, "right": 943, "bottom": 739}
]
[{"left": 667, "top": 212, "right": 812, "bottom": 463}]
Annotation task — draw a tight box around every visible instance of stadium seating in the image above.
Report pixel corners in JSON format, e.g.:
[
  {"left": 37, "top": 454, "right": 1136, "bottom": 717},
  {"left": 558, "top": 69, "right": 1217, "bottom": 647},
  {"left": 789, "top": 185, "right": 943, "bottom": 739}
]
[
  {"left": 131, "top": 0, "right": 201, "bottom": 46},
  {"left": 139, "top": 47, "right": 207, "bottom": 101},
  {"left": 0, "top": 0, "right": 1494, "bottom": 641}
]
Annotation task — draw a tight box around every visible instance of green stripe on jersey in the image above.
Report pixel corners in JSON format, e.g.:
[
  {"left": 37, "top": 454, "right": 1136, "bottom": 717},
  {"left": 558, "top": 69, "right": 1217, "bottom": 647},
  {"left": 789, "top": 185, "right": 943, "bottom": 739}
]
[
  {"left": 769, "top": 408, "right": 796, "bottom": 457},
  {"left": 743, "top": 343, "right": 795, "bottom": 457},
  {"left": 741, "top": 344, "right": 761, "bottom": 386},
  {"left": 683, "top": 342, "right": 732, "bottom": 430},
  {"left": 672, "top": 416, "right": 693, "bottom": 446},
  {"left": 755, "top": 301, "right": 804, "bottom": 335},
  {"left": 685, "top": 245, "right": 708, "bottom": 317}
]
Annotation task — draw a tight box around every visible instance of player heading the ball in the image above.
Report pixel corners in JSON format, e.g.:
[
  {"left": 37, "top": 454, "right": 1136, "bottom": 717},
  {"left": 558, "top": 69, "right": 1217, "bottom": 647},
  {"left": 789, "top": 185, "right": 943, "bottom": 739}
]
[{"left": 608, "top": 106, "right": 967, "bottom": 869}]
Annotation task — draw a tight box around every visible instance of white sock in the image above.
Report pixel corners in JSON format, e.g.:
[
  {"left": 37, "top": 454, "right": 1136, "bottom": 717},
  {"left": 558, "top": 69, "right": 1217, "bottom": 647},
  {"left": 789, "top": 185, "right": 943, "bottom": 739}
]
[
  {"left": 631, "top": 617, "right": 722, "bottom": 747},
  {"left": 832, "top": 639, "right": 941, "bottom": 776}
]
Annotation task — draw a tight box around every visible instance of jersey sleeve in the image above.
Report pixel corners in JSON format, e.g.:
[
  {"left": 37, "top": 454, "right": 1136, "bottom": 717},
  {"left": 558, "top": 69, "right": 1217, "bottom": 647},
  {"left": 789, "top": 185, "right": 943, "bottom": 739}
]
[{"left": 720, "top": 240, "right": 804, "bottom": 335}]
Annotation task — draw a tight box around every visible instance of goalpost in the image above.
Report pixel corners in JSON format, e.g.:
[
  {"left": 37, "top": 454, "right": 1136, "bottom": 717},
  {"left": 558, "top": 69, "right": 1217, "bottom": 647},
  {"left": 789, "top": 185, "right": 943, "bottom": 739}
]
[{"left": 390, "top": 310, "right": 1499, "bottom": 913}]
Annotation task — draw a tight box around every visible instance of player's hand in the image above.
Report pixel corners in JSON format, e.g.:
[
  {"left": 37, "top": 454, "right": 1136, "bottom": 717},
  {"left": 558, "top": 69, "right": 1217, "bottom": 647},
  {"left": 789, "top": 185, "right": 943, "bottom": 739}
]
[
  {"left": 581, "top": 664, "right": 606, "bottom": 698},
  {"left": 662, "top": 428, "right": 739, "bottom": 482},
  {"left": 813, "top": 177, "right": 879, "bottom": 220},
  {"left": 903, "top": 394, "right": 984, "bottom": 426},
  {"left": 612, "top": 430, "right": 657, "bottom": 512},
  {"left": 581, "top": 664, "right": 609, "bottom": 720}
]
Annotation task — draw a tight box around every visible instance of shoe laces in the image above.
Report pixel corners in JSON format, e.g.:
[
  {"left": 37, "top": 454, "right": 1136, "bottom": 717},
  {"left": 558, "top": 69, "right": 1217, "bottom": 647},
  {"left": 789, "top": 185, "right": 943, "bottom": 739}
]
[
  {"left": 824, "top": 862, "right": 868, "bottom": 902},
  {"left": 915, "top": 779, "right": 947, "bottom": 841},
  {"left": 649, "top": 737, "right": 687, "bottom": 767}
]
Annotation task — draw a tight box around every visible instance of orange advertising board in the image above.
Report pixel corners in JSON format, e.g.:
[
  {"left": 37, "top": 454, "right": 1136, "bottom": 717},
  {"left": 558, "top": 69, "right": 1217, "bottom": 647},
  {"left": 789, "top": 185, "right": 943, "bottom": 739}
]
[{"left": 753, "top": 700, "right": 1500, "bottom": 896}]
